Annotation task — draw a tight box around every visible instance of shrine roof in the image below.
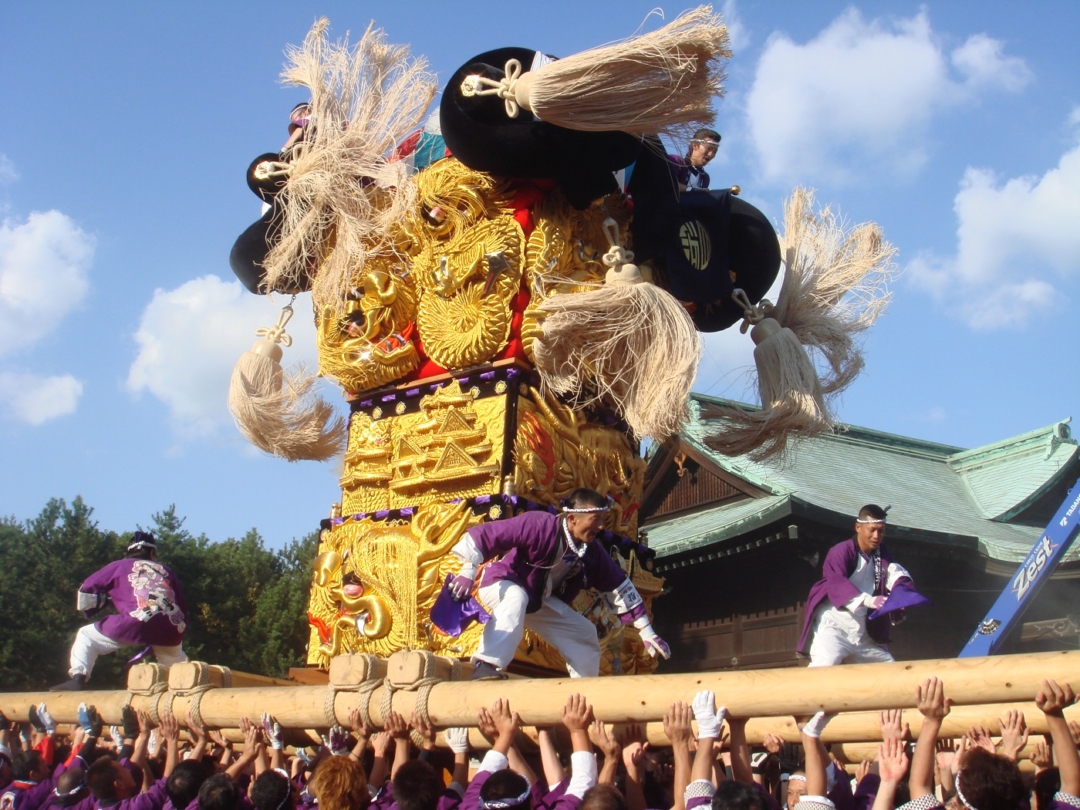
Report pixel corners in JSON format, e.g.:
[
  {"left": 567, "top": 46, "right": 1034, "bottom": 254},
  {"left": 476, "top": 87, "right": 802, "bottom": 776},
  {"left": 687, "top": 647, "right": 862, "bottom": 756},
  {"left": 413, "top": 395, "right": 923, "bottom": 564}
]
[{"left": 644, "top": 395, "right": 1079, "bottom": 565}]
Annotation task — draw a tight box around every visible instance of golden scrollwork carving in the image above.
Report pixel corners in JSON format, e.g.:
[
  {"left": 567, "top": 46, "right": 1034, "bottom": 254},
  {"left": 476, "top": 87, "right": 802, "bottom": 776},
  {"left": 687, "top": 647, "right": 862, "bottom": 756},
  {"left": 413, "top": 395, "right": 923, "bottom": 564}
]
[
  {"left": 307, "top": 501, "right": 486, "bottom": 666},
  {"left": 316, "top": 257, "right": 419, "bottom": 393},
  {"left": 520, "top": 192, "right": 630, "bottom": 361},
  {"left": 513, "top": 384, "right": 645, "bottom": 537},
  {"left": 414, "top": 216, "right": 525, "bottom": 369}
]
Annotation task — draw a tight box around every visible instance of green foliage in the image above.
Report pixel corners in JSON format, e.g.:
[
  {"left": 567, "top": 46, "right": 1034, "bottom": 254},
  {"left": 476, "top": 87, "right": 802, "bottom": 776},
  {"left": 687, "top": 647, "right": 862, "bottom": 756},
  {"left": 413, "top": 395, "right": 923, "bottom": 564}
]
[{"left": 0, "top": 500, "right": 319, "bottom": 690}]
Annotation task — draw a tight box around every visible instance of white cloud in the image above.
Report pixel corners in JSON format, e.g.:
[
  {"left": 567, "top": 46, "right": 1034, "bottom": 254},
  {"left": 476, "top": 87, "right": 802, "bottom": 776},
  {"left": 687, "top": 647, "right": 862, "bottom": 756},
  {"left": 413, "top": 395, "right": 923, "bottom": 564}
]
[
  {"left": 0, "top": 210, "right": 94, "bottom": 356},
  {"left": 909, "top": 133, "right": 1080, "bottom": 329},
  {"left": 746, "top": 10, "right": 1032, "bottom": 184},
  {"left": 0, "top": 154, "right": 17, "bottom": 185},
  {"left": 951, "top": 33, "right": 1032, "bottom": 92},
  {"left": 721, "top": 0, "right": 749, "bottom": 53},
  {"left": 0, "top": 371, "right": 83, "bottom": 425},
  {"left": 127, "top": 276, "right": 320, "bottom": 439}
]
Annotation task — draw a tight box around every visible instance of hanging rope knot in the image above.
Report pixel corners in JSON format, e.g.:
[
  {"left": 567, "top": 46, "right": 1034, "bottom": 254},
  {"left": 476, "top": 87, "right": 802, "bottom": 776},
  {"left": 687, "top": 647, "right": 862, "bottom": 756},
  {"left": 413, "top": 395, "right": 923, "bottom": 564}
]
[
  {"left": 460, "top": 59, "right": 524, "bottom": 118},
  {"left": 253, "top": 160, "right": 293, "bottom": 181},
  {"left": 732, "top": 289, "right": 774, "bottom": 334},
  {"left": 600, "top": 217, "right": 643, "bottom": 286},
  {"left": 255, "top": 302, "right": 296, "bottom": 347}
]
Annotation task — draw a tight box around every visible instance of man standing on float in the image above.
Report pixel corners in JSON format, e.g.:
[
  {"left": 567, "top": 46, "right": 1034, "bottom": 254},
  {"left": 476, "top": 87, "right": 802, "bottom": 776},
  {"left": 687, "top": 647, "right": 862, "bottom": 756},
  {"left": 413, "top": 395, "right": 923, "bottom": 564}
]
[
  {"left": 438, "top": 487, "right": 669, "bottom": 679},
  {"left": 52, "top": 531, "right": 188, "bottom": 690},
  {"left": 797, "top": 504, "right": 923, "bottom": 666}
]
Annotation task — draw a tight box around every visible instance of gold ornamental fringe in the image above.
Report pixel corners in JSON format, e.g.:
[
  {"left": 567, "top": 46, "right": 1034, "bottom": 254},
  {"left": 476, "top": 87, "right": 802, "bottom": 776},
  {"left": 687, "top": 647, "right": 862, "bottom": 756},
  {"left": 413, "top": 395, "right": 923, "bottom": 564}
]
[
  {"left": 519, "top": 6, "right": 730, "bottom": 138},
  {"left": 262, "top": 18, "right": 437, "bottom": 313},
  {"left": 533, "top": 279, "right": 701, "bottom": 442},
  {"left": 704, "top": 188, "right": 897, "bottom": 461}
]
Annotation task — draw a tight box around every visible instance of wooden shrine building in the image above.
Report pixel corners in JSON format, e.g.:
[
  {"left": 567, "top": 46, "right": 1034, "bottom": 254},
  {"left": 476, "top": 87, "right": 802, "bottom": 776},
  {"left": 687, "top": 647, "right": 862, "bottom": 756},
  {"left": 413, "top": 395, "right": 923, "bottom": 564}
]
[{"left": 641, "top": 395, "right": 1080, "bottom": 672}]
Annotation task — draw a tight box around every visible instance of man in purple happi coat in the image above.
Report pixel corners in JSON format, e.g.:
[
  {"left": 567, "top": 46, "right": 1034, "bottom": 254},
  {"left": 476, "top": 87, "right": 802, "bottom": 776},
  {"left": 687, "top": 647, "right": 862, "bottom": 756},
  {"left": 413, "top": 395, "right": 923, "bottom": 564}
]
[
  {"left": 796, "top": 505, "right": 915, "bottom": 666},
  {"left": 437, "top": 488, "right": 669, "bottom": 680},
  {"left": 52, "top": 532, "right": 188, "bottom": 691}
]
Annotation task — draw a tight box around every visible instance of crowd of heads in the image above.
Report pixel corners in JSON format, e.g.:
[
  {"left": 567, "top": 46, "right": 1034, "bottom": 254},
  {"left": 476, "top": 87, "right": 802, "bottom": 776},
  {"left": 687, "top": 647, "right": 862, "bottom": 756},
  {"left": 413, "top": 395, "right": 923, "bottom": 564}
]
[{"left": 1, "top": 678, "right": 1075, "bottom": 810}]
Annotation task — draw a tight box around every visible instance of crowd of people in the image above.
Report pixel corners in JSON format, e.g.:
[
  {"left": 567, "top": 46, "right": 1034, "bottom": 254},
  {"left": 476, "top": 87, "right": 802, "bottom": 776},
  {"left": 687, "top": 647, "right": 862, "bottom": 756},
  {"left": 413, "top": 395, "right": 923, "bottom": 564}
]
[{"left": 1, "top": 678, "right": 1076, "bottom": 810}]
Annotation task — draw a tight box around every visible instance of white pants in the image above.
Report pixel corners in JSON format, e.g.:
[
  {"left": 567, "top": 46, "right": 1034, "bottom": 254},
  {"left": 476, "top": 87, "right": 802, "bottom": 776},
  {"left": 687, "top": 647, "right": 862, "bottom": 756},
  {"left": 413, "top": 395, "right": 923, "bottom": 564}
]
[
  {"left": 474, "top": 580, "right": 600, "bottom": 677},
  {"left": 806, "top": 627, "right": 894, "bottom": 667},
  {"left": 70, "top": 624, "right": 187, "bottom": 677}
]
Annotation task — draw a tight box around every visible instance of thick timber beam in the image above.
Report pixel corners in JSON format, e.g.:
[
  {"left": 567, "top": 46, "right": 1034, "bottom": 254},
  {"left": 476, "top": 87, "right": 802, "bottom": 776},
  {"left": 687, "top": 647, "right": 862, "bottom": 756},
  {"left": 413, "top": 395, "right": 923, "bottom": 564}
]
[{"left": 1, "top": 651, "right": 1076, "bottom": 731}]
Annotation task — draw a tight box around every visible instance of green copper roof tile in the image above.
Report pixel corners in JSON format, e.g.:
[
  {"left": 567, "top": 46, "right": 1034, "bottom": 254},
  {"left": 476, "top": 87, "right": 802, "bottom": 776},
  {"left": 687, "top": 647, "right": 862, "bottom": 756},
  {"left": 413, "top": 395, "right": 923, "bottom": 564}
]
[{"left": 647, "top": 396, "right": 1080, "bottom": 565}]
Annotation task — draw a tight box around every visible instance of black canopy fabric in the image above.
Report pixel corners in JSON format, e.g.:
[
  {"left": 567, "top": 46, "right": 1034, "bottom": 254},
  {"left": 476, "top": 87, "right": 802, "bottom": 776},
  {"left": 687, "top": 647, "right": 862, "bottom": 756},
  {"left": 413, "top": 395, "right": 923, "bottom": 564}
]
[{"left": 439, "top": 47, "right": 641, "bottom": 209}]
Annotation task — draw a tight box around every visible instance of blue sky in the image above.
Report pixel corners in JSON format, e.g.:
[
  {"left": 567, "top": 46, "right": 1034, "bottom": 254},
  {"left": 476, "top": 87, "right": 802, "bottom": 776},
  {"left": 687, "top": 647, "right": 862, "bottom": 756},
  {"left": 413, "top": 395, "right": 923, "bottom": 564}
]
[{"left": 1, "top": 1, "right": 1077, "bottom": 548}]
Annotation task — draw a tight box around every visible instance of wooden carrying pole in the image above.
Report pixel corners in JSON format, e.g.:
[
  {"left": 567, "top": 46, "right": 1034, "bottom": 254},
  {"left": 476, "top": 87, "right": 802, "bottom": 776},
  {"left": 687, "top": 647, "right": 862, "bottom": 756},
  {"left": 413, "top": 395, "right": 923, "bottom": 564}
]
[{"left": 2, "top": 651, "right": 1077, "bottom": 732}]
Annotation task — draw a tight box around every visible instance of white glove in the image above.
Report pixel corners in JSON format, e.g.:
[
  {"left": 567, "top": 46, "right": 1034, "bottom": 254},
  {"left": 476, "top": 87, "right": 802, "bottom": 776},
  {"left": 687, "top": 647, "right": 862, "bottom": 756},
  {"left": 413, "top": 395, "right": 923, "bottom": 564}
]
[
  {"left": 634, "top": 619, "right": 671, "bottom": 659},
  {"left": 866, "top": 595, "right": 887, "bottom": 610},
  {"left": 110, "top": 725, "right": 124, "bottom": 746},
  {"left": 262, "top": 713, "right": 284, "bottom": 750},
  {"left": 36, "top": 703, "right": 57, "bottom": 735},
  {"left": 323, "top": 725, "right": 349, "bottom": 756},
  {"left": 691, "top": 691, "right": 727, "bottom": 740},
  {"left": 445, "top": 727, "right": 470, "bottom": 754},
  {"left": 801, "top": 711, "right": 836, "bottom": 739}
]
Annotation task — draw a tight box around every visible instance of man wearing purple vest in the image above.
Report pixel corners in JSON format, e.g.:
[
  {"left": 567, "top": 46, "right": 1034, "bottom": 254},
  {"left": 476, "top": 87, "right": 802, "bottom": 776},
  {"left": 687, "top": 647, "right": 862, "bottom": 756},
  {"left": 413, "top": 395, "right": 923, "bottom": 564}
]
[
  {"left": 52, "top": 532, "right": 188, "bottom": 691},
  {"left": 439, "top": 488, "right": 669, "bottom": 680},
  {"left": 796, "top": 505, "right": 916, "bottom": 667}
]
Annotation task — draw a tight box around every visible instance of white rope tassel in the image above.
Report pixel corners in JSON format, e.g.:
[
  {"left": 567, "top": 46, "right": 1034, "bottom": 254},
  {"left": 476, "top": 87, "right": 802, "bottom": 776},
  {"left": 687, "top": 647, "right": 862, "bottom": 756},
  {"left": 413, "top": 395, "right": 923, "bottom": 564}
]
[
  {"left": 228, "top": 300, "right": 346, "bottom": 462},
  {"left": 532, "top": 218, "right": 701, "bottom": 441},
  {"left": 702, "top": 188, "right": 897, "bottom": 461}
]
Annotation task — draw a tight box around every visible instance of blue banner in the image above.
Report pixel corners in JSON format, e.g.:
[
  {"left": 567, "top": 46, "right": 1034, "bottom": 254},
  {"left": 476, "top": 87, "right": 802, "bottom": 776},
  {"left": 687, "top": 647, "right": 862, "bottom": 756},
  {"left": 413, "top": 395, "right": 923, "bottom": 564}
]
[{"left": 959, "top": 478, "right": 1080, "bottom": 657}]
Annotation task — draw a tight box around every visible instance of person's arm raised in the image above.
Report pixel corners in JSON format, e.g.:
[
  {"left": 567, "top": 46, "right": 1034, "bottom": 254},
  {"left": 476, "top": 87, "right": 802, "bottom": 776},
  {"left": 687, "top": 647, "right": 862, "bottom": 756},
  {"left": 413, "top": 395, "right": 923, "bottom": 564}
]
[
  {"left": 1036, "top": 679, "right": 1078, "bottom": 797},
  {"left": 910, "top": 678, "right": 952, "bottom": 800},
  {"left": 665, "top": 701, "right": 694, "bottom": 810},
  {"left": 561, "top": 694, "right": 598, "bottom": 800}
]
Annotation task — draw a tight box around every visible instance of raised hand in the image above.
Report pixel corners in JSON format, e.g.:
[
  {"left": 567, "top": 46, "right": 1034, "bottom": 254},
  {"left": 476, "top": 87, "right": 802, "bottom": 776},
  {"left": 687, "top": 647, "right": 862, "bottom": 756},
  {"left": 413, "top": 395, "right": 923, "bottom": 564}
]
[
  {"left": 490, "top": 698, "right": 522, "bottom": 739},
  {"left": 663, "top": 701, "right": 693, "bottom": 747},
  {"left": 916, "top": 677, "right": 953, "bottom": 720},
  {"left": 561, "top": 694, "right": 594, "bottom": 733},
  {"left": 1036, "top": 679, "right": 1077, "bottom": 716},
  {"left": 997, "top": 710, "right": 1029, "bottom": 762},
  {"left": 877, "top": 736, "right": 910, "bottom": 784},
  {"left": 384, "top": 711, "right": 409, "bottom": 741},
  {"left": 879, "top": 709, "right": 910, "bottom": 742},
  {"left": 590, "top": 718, "right": 621, "bottom": 759},
  {"left": 410, "top": 711, "right": 436, "bottom": 750}
]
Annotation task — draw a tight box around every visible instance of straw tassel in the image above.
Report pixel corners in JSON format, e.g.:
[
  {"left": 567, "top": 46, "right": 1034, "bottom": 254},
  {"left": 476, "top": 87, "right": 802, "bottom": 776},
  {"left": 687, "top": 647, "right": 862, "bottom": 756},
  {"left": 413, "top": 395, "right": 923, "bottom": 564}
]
[
  {"left": 228, "top": 302, "right": 346, "bottom": 462},
  {"left": 262, "top": 19, "right": 437, "bottom": 313},
  {"left": 704, "top": 189, "right": 898, "bottom": 461},
  {"left": 460, "top": 6, "right": 730, "bottom": 138},
  {"left": 532, "top": 219, "right": 701, "bottom": 442}
]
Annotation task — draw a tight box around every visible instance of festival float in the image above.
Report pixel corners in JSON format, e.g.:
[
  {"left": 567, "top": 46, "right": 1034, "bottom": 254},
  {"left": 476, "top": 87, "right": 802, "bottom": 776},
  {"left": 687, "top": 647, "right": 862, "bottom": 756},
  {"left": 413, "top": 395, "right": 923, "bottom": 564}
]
[{"left": 4, "top": 6, "right": 1077, "bottom": 762}]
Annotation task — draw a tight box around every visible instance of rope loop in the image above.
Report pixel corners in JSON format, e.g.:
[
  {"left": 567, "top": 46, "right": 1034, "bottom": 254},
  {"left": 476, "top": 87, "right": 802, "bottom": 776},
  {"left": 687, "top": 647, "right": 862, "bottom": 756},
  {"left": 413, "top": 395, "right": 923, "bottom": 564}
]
[
  {"left": 732, "top": 288, "right": 774, "bottom": 334},
  {"left": 255, "top": 304, "right": 295, "bottom": 347},
  {"left": 355, "top": 679, "right": 382, "bottom": 731},
  {"left": 459, "top": 59, "right": 523, "bottom": 118}
]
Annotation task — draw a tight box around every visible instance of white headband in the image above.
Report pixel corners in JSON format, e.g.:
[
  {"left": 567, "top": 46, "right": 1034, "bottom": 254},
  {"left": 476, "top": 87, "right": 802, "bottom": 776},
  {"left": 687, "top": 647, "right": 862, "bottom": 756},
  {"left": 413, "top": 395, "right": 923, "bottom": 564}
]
[
  {"left": 477, "top": 786, "right": 532, "bottom": 810},
  {"left": 561, "top": 497, "right": 613, "bottom": 514},
  {"left": 954, "top": 772, "right": 981, "bottom": 810},
  {"left": 856, "top": 505, "right": 891, "bottom": 524}
]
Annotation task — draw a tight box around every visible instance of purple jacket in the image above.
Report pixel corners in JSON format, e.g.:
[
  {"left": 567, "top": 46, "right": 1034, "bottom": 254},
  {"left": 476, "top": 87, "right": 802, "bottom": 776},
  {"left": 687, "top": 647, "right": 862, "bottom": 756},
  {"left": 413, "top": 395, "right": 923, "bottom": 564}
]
[
  {"left": 668, "top": 154, "right": 710, "bottom": 190},
  {"left": 797, "top": 540, "right": 906, "bottom": 654},
  {"left": 461, "top": 772, "right": 579, "bottom": 810},
  {"left": 469, "top": 512, "right": 629, "bottom": 614},
  {"left": 80, "top": 559, "right": 187, "bottom": 647},
  {"left": 94, "top": 778, "right": 168, "bottom": 810}
]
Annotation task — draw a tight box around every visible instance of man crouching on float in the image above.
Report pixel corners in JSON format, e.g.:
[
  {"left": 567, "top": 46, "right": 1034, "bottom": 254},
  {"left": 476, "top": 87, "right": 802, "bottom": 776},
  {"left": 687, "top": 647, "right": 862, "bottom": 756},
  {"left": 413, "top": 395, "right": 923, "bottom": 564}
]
[{"left": 431, "top": 488, "right": 669, "bottom": 680}]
